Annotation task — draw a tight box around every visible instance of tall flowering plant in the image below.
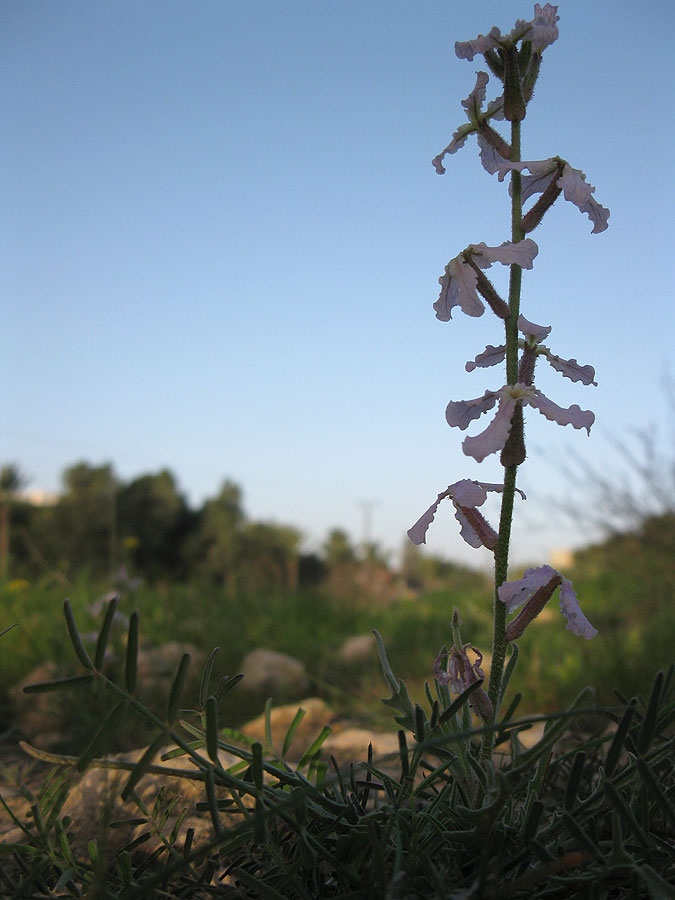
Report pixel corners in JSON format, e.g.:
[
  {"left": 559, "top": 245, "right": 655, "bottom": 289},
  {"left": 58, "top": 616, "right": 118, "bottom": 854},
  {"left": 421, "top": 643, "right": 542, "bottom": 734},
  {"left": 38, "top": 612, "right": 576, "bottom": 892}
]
[{"left": 400, "top": 4, "right": 608, "bottom": 763}]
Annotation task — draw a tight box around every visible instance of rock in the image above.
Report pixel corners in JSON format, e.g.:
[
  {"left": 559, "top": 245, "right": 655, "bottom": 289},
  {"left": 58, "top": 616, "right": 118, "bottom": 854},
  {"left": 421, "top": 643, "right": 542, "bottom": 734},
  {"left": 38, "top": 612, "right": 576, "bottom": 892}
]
[
  {"left": 240, "top": 697, "right": 335, "bottom": 759},
  {"left": 238, "top": 648, "right": 310, "bottom": 699},
  {"left": 323, "top": 727, "right": 399, "bottom": 766},
  {"left": 57, "top": 743, "right": 240, "bottom": 855},
  {"left": 336, "top": 633, "right": 376, "bottom": 666}
]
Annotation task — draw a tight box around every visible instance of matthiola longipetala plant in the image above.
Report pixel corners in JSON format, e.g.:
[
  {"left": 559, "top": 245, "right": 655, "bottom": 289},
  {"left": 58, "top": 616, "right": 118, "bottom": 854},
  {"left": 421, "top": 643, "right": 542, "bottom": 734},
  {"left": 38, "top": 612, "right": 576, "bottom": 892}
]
[{"left": 408, "top": 3, "right": 608, "bottom": 759}]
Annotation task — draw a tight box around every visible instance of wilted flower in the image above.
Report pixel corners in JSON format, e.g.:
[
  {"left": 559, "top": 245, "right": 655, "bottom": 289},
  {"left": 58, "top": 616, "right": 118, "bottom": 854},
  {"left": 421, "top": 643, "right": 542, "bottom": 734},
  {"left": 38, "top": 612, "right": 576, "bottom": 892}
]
[
  {"left": 435, "top": 239, "right": 538, "bottom": 320},
  {"left": 408, "top": 478, "right": 526, "bottom": 550},
  {"left": 445, "top": 383, "right": 594, "bottom": 463},
  {"left": 466, "top": 315, "right": 597, "bottom": 386},
  {"left": 496, "top": 157, "right": 610, "bottom": 233},
  {"left": 455, "top": 4, "right": 559, "bottom": 60},
  {"left": 434, "top": 643, "right": 494, "bottom": 720},
  {"left": 498, "top": 564, "right": 597, "bottom": 639}
]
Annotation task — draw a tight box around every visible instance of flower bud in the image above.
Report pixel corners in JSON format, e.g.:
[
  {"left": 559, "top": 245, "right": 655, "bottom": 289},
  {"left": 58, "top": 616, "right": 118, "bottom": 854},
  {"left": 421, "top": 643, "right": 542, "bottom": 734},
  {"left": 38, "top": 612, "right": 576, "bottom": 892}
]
[
  {"left": 502, "top": 46, "right": 526, "bottom": 121},
  {"left": 456, "top": 505, "right": 498, "bottom": 552},
  {"left": 462, "top": 253, "right": 510, "bottom": 319},
  {"left": 484, "top": 48, "right": 504, "bottom": 80},
  {"left": 505, "top": 572, "right": 563, "bottom": 641},
  {"left": 522, "top": 53, "right": 542, "bottom": 104},
  {"left": 500, "top": 402, "right": 526, "bottom": 467},
  {"left": 521, "top": 159, "right": 565, "bottom": 232},
  {"left": 518, "top": 345, "right": 538, "bottom": 386},
  {"left": 477, "top": 121, "right": 511, "bottom": 160}
]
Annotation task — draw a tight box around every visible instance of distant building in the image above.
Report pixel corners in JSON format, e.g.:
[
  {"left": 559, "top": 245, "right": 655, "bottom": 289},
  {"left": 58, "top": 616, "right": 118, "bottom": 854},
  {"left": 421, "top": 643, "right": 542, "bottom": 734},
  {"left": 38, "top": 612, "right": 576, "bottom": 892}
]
[
  {"left": 549, "top": 547, "right": 574, "bottom": 569},
  {"left": 20, "top": 489, "right": 58, "bottom": 507}
]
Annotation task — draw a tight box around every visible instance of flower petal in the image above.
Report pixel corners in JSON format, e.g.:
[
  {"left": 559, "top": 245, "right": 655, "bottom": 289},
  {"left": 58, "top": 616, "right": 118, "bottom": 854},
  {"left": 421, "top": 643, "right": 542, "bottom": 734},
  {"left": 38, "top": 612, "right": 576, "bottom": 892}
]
[
  {"left": 450, "top": 479, "right": 489, "bottom": 508},
  {"left": 462, "top": 396, "right": 517, "bottom": 462},
  {"left": 542, "top": 350, "right": 597, "bottom": 386},
  {"left": 559, "top": 576, "right": 598, "bottom": 639},
  {"left": 477, "top": 132, "right": 505, "bottom": 175},
  {"left": 455, "top": 27, "right": 502, "bottom": 61},
  {"left": 407, "top": 493, "right": 446, "bottom": 545},
  {"left": 517, "top": 314, "right": 551, "bottom": 343},
  {"left": 498, "top": 564, "right": 558, "bottom": 614},
  {"left": 557, "top": 164, "right": 610, "bottom": 233},
  {"left": 445, "top": 390, "right": 499, "bottom": 430},
  {"left": 434, "top": 255, "right": 485, "bottom": 320},
  {"left": 466, "top": 343, "right": 507, "bottom": 372},
  {"left": 432, "top": 123, "right": 474, "bottom": 174},
  {"left": 471, "top": 238, "right": 539, "bottom": 270},
  {"left": 528, "top": 4, "right": 560, "bottom": 50},
  {"left": 526, "top": 389, "right": 595, "bottom": 433}
]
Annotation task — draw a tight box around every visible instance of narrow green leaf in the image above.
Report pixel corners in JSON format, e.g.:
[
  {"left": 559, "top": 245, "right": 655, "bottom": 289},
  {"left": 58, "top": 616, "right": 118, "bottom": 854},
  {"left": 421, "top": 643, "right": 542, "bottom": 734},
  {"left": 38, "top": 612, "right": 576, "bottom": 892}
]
[
  {"left": 63, "top": 599, "right": 93, "bottom": 670},
  {"left": 251, "top": 741, "right": 264, "bottom": 791},
  {"left": 215, "top": 672, "right": 244, "bottom": 700},
  {"left": 603, "top": 782, "right": 650, "bottom": 847},
  {"left": 638, "top": 670, "right": 664, "bottom": 755},
  {"left": 199, "top": 646, "right": 220, "bottom": 709},
  {"left": 606, "top": 701, "right": 636, "bottom": 777},
  {"left": 438, "top": 679, "right": 484, "bottom": 726},
  {"left": 23, "top": 674, "right": 96, "bottom": 694},
  {"left": 264, "top": 697, "right": 274, "bottom": 750},
  {"left": 94, "top": 595, "right": 118, "bottom": 670},
  {"left": 205, "top": 765, "right": 223, "bottom": 837},
  {"left": 124, "top": 612, "right": 139, "bottom": 695},
  {"left": 414, "top": 703, "right": 427, "bottom": 743},
  {"left": 499, "top": 642, "right": 519, "bottom": 707},
  {"left": 523, "top": 799, "right": 544, "bottom": 842},
  {"left": 167, "top": 653, "right": 190, "bottom": 725},
  {"left": 373, "top": 629, "right": 399, "bottom": 695},
  {"left": 122, "top": 733, "right": 166, "bottom": 801},
  {"left": 564, "top": 751, "right": 587, "bottom": 811},
  {"left": 205, "top": 695, "right": 219, "bottom": 763},
  {"left": 282, "top": 707, "right": 306, "bottom": 758},
  {"left": 398, "top": 730, "right": 409, "bottom": 779},
  {"left": 636, "top": 864, "right": 675, "bottom": 900},
  {"left": 561, "top": 812, "right": 601, "bottom": 859},
  {"left": 117, "top": 851, "right": 133, "bottom": 886},
  {"left": 297, "top": 725, "right": 332, "bottom": 770},
  {"left": 77, "top": 700, "right": 127, "bottom": 772},
  {"left": 636, "top": 757, "right": 675, "bottom": 828}
]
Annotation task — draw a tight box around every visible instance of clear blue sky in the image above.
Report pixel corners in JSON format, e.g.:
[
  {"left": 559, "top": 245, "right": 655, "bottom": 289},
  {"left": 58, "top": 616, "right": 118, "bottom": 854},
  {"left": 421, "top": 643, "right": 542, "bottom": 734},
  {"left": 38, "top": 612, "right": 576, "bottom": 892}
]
[{"left": 3, "top": 0, "right": 674, "bottom": 567}]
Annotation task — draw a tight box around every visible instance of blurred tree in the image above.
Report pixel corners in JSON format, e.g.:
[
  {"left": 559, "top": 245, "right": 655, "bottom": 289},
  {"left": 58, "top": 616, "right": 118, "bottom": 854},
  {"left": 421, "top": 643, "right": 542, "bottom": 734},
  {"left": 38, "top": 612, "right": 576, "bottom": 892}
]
[
  {"left": 238, "top": 522, "right": 302, "bottom": 592},
  {"left": 50, "top": 462, "right": 119, "bottom": 575},
  {"left": 0, "top": 463, "right": 28, "bottom": 580},
  {"left": 184, "top": 480, "right": 245, "bottom": 588},
  {"left": 116, "top": 469, "right": 191, "bottom": 579},
  {"left": 322, "top": 529, "right": 356, "bottom": 567}
]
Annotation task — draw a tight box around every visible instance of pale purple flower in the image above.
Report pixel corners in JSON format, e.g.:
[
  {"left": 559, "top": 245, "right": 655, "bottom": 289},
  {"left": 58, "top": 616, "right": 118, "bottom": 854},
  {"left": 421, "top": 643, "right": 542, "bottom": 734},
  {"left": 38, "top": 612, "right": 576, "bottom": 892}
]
[
  {"left": 455, "top": 4, "right": 559, "bottom": 61},
  {"left": 496, "top": 158, "right": 610, "bottom": 233},
  {"left": 408, "top": 478, "right": 525, "bottom": 549},
  {"left": 498, "top": 564, "right": 597, "bottom": 639},
  {"left": 435, "top": 239, "right": 538, "bottom": 321},
  {"left": 445, "top": 383, "right": 594, "bottom": 463},
  {"left": 465, "top": 316, "right": 597, "bottom": 386},
  {"left": 432, "top": 72, "right": 505, "bottom": 176}
]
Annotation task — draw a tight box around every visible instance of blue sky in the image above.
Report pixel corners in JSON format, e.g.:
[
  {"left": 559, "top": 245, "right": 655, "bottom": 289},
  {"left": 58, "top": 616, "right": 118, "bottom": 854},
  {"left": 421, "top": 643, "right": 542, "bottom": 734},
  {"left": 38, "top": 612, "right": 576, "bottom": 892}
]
[{"left": 3, "top": 0, "right": 674, "bottom": 568}]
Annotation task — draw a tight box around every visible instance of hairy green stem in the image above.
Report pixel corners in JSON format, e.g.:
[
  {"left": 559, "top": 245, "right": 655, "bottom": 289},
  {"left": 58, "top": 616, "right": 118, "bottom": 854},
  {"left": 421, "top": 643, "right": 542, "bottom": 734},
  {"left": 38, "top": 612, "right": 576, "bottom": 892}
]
[{"left": 481, "top": 120, "right": 523, "bottom": 763}]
